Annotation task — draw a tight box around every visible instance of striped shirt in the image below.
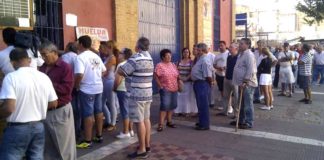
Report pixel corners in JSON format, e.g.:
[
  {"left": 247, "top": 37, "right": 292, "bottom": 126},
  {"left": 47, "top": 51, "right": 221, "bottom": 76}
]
[
  {"left": 178, "top": 60, "right": 192, "bottom": 81},
  {"left": 120, "top": 51, "right": 154, "bottom": 102},
  {"left": 299, "top": 52, "right": 313, "bottom": 76}
]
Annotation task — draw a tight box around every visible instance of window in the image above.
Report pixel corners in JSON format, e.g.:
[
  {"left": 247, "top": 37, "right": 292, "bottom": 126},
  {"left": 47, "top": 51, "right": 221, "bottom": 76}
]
[
  {"left": 34, "top": 0, "right": 63, "bottom": 49},
  {"left": 0, "top": 0, "right": 33, "bottom": 28}
]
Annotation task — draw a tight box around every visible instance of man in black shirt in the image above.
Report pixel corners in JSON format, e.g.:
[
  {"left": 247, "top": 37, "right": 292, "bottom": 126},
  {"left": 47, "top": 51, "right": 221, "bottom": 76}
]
[{"left": 217, "top": 42, "right": 239, "bottom": 118}]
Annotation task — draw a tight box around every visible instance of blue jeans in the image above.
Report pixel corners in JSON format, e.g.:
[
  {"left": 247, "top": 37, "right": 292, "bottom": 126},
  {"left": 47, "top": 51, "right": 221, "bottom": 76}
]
[
  {"left": 239, "top": 86, "right": 255, "bottom": 127},
  {"left": 116, "top": 91, "right": 129, "bottom": 120},
  {"left": 79, "top": 91, "right": 103, "bottom": 118},
  {"left": 313, "top": 65, "right": 324, "bottom": 84},
  {"left": 0, "top": 122, "right": 45, "bottom": 160},
  {"left": 253, "top": 74, "right": 260, "bottom": 101},
  {"left": 159, "top": 89, "right": 178, "bottom": 111},
  {"left": 102, "top": 79, "right": 118, "bottom": 125},
  {"left": 193, "top": 80, "right": 211, "bottom": 128}
]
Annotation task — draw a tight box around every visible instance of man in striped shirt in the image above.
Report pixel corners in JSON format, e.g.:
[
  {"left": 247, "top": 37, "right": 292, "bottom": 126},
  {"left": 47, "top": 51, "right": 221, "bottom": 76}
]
[
  {"left": 118, "top": 37, "right": 154, "bottom": 159},
  {"left": 298, "top": 44, "right": 313, "bottom": 104}
]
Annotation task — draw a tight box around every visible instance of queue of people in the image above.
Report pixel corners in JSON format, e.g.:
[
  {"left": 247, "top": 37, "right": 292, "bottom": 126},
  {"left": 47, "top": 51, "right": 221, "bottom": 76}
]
[{"left": 0, "top": 26, "right": 322, "bottom": 159}]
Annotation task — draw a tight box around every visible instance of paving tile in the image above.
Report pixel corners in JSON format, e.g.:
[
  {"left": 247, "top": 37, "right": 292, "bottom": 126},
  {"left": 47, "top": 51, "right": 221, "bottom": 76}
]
[{"left": 104, "top": 141, "right": 236, "bottom": 160}]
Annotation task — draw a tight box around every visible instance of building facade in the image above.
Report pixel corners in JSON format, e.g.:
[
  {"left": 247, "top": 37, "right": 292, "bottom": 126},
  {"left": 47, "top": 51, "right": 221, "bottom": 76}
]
[{"left": 0, "top": 0, "right": 234, "bottom": 58}]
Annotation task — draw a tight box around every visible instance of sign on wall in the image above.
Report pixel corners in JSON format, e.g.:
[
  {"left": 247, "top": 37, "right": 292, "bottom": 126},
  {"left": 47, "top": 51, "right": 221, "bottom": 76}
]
[{"left": 76, "top": 26, "right": 109, "bottom": 50}]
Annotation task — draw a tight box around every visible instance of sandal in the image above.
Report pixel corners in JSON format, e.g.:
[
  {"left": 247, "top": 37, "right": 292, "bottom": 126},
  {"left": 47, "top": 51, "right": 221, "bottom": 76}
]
[
  {"left": 166, "top": 122, "right": 176, "bottom": 128},
  {"left": 157, "top": 124, "right": 163, "bottom": 132}
]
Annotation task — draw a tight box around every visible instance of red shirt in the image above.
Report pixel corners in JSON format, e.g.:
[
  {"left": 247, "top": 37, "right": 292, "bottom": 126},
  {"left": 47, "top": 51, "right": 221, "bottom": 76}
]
[
  {"left": 155, "top": 62, "right": 179, "bottom": 92},
  {"left": 39, "top": 58, "right": 73, "bottom": 106}
]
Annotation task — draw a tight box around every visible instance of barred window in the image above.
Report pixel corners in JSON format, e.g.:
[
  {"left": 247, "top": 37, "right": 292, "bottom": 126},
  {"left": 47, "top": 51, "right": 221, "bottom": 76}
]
[
  {"left": 34, "top": 0, "right": 63, "bottom": 49},
  {"left": 0, "top": 0, "right": 32, "bottom": 28}
]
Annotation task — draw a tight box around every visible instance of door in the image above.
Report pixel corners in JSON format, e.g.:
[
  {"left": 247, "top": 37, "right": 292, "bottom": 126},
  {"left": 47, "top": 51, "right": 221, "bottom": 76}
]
[{"left": 138, "top": 0, "right": 180, "bottom": 64}]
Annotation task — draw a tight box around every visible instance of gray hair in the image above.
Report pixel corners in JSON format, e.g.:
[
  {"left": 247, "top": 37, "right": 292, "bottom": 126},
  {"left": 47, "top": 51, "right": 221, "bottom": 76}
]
[
  {"left": 39, "top": 41, "right": 58, "bottom": 54},
  {"left": 137, "top": 37, "right": 150, "bottom": 51},
  {"left": 197, "top": 43, "right": 208, "bottom": 53},
  {"left": 230, "top": 42, "right": 239, "bottom": 49}
]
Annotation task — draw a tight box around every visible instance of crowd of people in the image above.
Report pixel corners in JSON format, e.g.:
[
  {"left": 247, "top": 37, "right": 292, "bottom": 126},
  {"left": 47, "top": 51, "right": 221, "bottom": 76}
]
[{"left": 0, "top": 26, "right": 323, "bottom": 159}]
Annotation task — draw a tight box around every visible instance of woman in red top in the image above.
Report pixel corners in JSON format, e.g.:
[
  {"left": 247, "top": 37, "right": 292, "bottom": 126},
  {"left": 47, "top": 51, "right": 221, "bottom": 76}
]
[{"left": 154, "top": 49, "right": 180, "bottom": 132}]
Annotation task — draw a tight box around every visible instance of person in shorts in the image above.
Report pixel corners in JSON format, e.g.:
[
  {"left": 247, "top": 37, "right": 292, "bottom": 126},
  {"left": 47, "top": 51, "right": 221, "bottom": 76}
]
[
  {"left": 74, "top": 35, "right": 106, "bottom": 148},
  {"left": 258, "top": 47, "right": 274, "bottom": 110},
  {"left": 154, "top": 49, "right": 180, "bottom": 132},
  {"left": 277, "top": 42, "right": 295, "bottom": 97},
  {"left": 118, "top": 37, "right": 154, "bottom": 159},
  {"left": 298, "top": 44, "right": 313, "bottom": 104}
]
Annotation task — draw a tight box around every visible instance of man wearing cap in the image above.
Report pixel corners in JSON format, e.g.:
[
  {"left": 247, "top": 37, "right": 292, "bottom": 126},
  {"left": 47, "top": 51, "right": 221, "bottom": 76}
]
[{"left": 277, "top": 42, "right": 295, "bottom": 97}]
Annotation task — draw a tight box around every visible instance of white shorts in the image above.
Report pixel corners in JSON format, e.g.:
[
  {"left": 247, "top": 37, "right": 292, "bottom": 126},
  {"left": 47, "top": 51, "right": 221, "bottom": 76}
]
[
  {"left": 259, "top": 74, "right": 272, "bottom": 85},
  {"left": 279, "top": 66, "right": 295, "bottom": 84}
]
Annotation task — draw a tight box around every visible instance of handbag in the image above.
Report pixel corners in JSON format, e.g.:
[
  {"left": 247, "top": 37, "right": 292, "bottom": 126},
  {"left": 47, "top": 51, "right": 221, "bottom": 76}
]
[{"left": 284, "top": 52, "right": 295, "bottom": 72}]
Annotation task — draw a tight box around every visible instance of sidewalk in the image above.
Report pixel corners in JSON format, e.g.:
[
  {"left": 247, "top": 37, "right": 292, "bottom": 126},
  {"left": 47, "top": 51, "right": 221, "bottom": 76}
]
[{"left": 78, "top": 86, "right": 324, "bottom": 160}]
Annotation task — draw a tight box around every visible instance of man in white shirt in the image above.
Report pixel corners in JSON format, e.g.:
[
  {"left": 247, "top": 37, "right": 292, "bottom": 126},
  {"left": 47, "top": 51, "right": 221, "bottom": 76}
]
[
  {"left": 214, "top": 41, "right": 229, "bottom": 110},
  {"left": 290, "top": 45, "right": 299, "bottom": 92},
  {"left": 74, "top": 35, "right": 106, "bottom": 149},
  {"left": 0, "top": 27, "right": 16, "bottom": 75},
  {"left": 206, "top": 44, "right": 216, "bottom": 108},
  {"left": 313, "top": 45, "right": 324, "bottom": 85},
  {"left": 62, "top": 42, "right": 78, "bottom": 69},
  {"left": 0, "top": 48, "right": 58, "bottom": 160},
  {"left": 253, "top": 40, "right": 265, "bottom": 103},
  {"left": 277, "top": 42, "right": 295, "bottom": 97}
]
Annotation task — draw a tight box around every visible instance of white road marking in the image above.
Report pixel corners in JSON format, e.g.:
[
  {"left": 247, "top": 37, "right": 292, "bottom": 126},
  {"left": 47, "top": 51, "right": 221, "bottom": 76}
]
[
  {"left": 174, "top": 120, "right": 324, "bottom": 147},
  {"left": 272, "top": 89, "right": 324, "bottom": 95},
  {"left": 78, "top": 120, "right": 324, "bottom": 160}
]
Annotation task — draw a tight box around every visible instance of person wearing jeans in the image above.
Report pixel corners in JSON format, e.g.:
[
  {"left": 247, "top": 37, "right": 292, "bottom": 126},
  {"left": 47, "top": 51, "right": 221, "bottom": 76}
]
[
  {"left": 312, "top": 46, "right": 324, "bottom": 85},
  {"left": 114, "top": 48, "right": 134, "bottom": 139},
  {"left": 74, "top": 36, "right": 106, "bottom": 148},
  {"left": 154, "top": 49, "right": 180, "bottom": 132},
  {"left": 191, "top": 43, "right": 213, "bottom": 130},
  {"left": 230, "top": 38, "right": 258, "bottom": 129},
  {"left": 0, "top": 48, "right": 58, "bottom": 160},
  {"left": 100, "top": 40, "right": 119, "bottom": 131}
]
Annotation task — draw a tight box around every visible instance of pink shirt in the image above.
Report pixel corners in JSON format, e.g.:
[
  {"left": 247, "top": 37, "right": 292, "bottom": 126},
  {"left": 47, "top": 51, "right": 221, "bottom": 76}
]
[{"left": 155, "top": 62, "right": 179, "bottom": 92}]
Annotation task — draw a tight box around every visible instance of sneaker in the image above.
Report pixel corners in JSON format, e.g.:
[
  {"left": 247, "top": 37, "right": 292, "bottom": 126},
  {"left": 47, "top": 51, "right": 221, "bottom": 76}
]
[
  {"left": 253, "top": 99, "right": 261, "bottom": 104},
  {"left": 299, "top": 98, "right": 307, "bottom": 102},
  {"left": 76, "top": 141, "right": 92, "bottom": 149},
  {"left": 127, "top": 151, "right": 148, "bottom": 159},
  {"left": 227, "top": 106, "right": 233, "bottom": 114},
  {"left": 259, "top": 105, "right": 271, "bottom": 110},
  {"left": 270, "top": 105, "right": 274, "bottom": 109},
  {"left": 106, "top": 125, "right": 116, "bottom": 131},
  {"left": 305, "top": 100, "right": 312, "bottom": 104},
  {"left": 93, "top": 135, "right": 103, "bottom": 143},
  {"left": 116, "top": 132, "right": 131, "bottom": 139},
  {"left": 130, "top": 130, "right": 135, "bottom": 137},
  {"left": 239, "top": 123, "right": 252, "bottom": 129}
]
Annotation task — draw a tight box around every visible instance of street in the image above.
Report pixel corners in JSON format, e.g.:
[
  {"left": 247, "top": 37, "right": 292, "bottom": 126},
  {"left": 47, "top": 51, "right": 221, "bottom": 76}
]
[{"left": 77, "top": 85, "right": 324, "bottom": 160}]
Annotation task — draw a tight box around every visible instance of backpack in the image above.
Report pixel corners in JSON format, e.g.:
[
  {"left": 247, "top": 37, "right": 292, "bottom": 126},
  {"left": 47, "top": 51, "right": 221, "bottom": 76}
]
[{"left": 15, "top": 31, "right": 41, "bottom": 58}]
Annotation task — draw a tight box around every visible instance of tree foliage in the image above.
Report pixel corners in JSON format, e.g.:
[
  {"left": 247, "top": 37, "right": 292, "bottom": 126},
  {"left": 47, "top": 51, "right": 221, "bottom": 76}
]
[{"left": 296, "top": 0, "right": 324, "bottom": 25}]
